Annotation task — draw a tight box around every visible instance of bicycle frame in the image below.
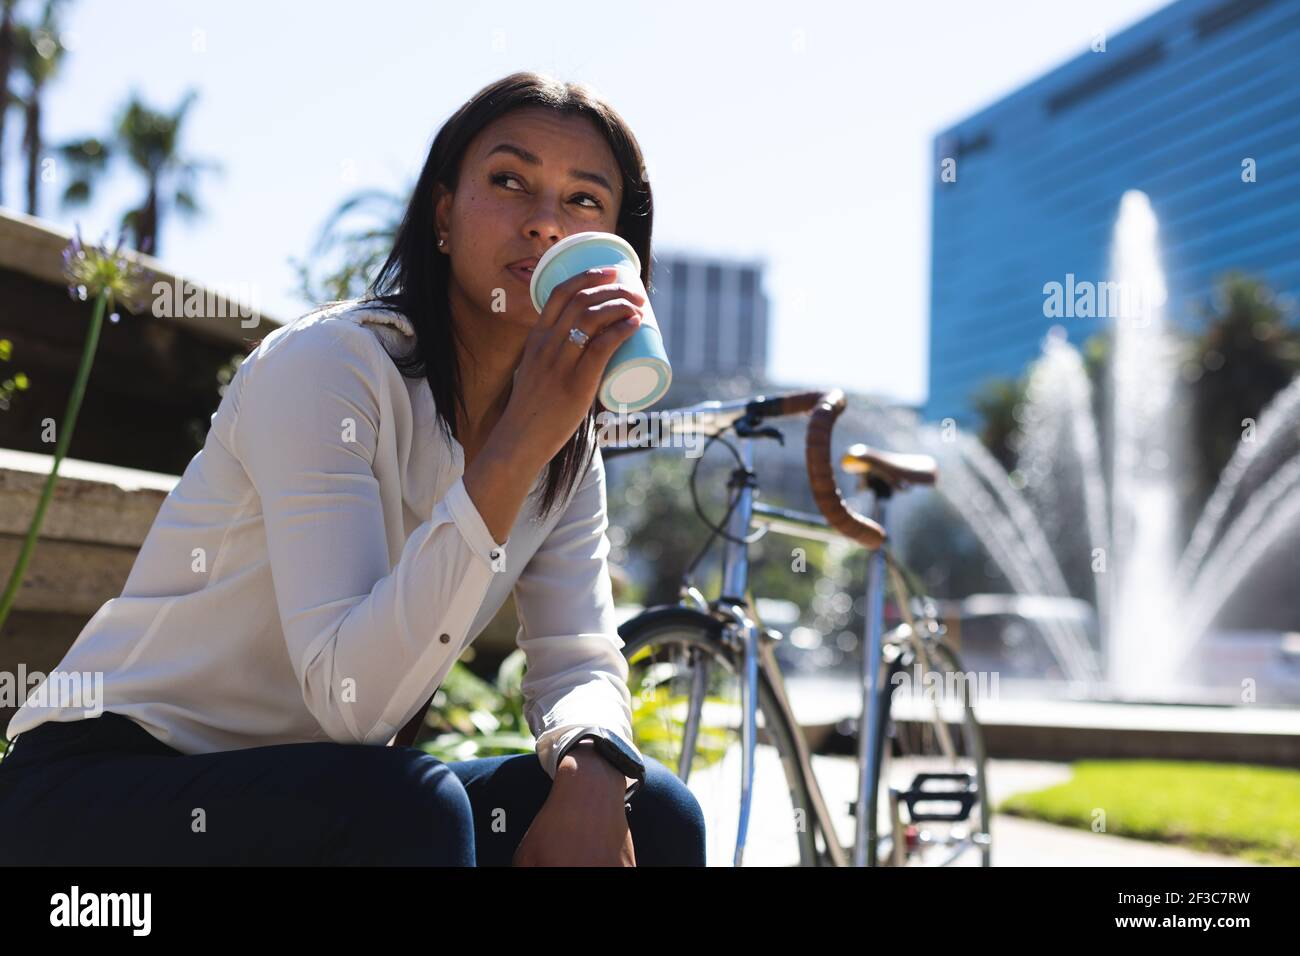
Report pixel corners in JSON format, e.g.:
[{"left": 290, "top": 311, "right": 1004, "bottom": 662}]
[
  {"left": 854, "top": 488, "right": 889, "bottom": 868},
  {"left": 606, "top": 398, "right": 945, "bottom": 867},
  {"left": 698, "top": 442, "right": 952, "bottom": 866},
  {"left": 689, "top": 425, "right": 857, "bottom": 866}
]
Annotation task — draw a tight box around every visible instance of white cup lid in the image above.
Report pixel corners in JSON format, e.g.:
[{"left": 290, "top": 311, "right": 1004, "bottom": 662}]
[{"left": 530, "top": 231, "right": 643, "bottom": 313}]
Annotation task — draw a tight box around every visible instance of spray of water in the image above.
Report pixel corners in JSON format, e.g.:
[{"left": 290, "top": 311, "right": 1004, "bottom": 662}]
[
  {"left": 878, "top": 190, "right": 1299, "bottom": 700},
  {"left": 1016, "top": 328, "right": 1111, "bottom": 635},
  {"left": 1174, "top": 376, "right": 1300, "bottom": 604},
  {"left": 1104, "top": 191, "right": 1186, "bottom": 698}
]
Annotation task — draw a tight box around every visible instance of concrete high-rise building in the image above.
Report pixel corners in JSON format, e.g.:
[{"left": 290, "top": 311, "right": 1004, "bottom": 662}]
[{"left": 647, "top": 252, "right": 769, "bottom": 380}]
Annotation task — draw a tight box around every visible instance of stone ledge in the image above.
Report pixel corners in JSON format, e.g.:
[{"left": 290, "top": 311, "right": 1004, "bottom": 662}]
[{"left": 0, "top": 450, "right": 175, "bottom": 611}]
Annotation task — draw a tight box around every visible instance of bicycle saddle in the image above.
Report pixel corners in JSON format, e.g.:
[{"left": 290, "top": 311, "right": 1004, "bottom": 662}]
[{"left": 841, "top": 443, "right": 938, "bottom": 489}]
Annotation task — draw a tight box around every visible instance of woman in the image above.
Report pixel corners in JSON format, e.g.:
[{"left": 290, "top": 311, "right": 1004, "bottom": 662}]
[{"left": 0, "top": 71, "right": 706, "bottom": 866}]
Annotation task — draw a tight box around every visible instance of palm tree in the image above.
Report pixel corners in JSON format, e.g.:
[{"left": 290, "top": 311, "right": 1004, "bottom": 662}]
[
  {"left": 971, "top": 376, "right": 1026, "bottom": 473},
  {"left": 290, "top": 184, "right": 408, "bottom": 304},
  {"left": 0, "top": 0, "right": 22, "bottom": 206},
  {"left": 15, "top": 0, "right": 70, "bottom": 216},
  {"left": 1186, "top": 272, "right": 1300, "bottom": 511},
  {"left": 59, "top": 88, "right": 220, "bottom": 256}
]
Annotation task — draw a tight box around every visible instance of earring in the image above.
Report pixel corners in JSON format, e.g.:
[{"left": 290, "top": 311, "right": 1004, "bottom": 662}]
[{"left": 438, "top": 237, "right": 446, "bottom": 248}]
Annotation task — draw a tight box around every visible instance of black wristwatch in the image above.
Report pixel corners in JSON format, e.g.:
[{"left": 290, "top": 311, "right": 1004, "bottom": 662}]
[{"left": 556, "top": 728, "right": 646, "bottom": 803}]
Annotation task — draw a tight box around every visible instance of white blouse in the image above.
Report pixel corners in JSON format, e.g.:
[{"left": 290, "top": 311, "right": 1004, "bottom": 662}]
[{"left": 6, "top": 298, "right": 641, "bottom": 784}]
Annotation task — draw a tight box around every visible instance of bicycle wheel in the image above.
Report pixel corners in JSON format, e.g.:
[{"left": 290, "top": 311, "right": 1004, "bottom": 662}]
[
  {"left": 619, "top": 608, "right": 821, "bottom": 867},
  {"left": 861, "top": 635, "right": 992, "bottom": 866}
]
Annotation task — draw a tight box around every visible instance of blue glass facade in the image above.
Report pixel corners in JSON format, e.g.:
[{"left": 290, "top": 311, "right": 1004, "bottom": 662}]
[{"left": 927, "top": 0, "right": 1300, "bottom": 424}]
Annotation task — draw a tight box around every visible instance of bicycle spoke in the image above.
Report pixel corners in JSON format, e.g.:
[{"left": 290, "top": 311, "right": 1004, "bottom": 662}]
[{"left": 678, "top": 647, "right": 710, "bottom": 783}]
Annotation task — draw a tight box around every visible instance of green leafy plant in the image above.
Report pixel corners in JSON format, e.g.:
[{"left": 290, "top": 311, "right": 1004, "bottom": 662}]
[
  {"left": 0, "top": 337, "right": 30, "bottom": 410},
  {"left": 628, "top": 676, "right": 732, "bottom": 771},
  {"left": 421, "top": 646, "right": 715, "bottom": 773},
  {"left": 417, "top": 653, "right": 536, "bottom": 762}
]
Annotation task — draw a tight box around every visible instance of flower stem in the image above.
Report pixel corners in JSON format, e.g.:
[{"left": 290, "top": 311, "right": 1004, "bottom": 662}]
[{"left": 0, "top": 291, "right": 109, "bottom": 633}]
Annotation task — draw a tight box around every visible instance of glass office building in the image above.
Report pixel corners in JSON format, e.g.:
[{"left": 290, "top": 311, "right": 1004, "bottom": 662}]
[{"left": 927, "top": 0, "right": 1300, "bottom": 424}]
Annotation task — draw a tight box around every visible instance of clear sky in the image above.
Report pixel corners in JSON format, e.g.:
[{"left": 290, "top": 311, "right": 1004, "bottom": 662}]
[{"left": 4, "top": 0, "right": 1172, "bottom": 406}]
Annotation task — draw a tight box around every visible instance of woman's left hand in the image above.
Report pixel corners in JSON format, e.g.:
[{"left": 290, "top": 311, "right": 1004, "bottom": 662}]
[{"left": 513, "top": 744, "right": 636, "bottom": 866}]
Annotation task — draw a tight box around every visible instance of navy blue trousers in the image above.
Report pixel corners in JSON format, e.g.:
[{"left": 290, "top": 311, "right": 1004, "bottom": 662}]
[{"left": 0, "top": 711, "right": 706, "bottom": 866}]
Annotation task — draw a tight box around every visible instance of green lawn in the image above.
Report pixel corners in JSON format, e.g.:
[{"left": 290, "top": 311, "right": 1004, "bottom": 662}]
[{"left": 997, "top": 760, "right": 1300, "bottom": 866}]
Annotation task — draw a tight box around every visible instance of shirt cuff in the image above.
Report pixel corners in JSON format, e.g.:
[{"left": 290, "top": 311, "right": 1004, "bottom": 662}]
[
  {"left": 544, "top": 724, "right": 642, "bottom": 792},
  {"left": 542, "top": 725, "right": 594, "bottom": 780},
  {"left": 562, "top": 734, "right": 642, "bottom": 795},
  {"left": 441, "top": 474, "right": 508, "bottom": 568}
]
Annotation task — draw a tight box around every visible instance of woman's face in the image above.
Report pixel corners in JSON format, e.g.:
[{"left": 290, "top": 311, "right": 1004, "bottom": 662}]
[{"left": 435, "top": 107, "right": 625, "bottom": 328}]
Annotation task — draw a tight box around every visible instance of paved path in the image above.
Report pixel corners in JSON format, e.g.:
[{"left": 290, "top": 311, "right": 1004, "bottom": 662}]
[
  {"left": 694, "top": 752, "right": 1260, "bottom": 866},
  {"left": 750, "top": 674, "right": 1269, "bottom": 867},
  {"left": 980, "top": 758, "right": 1259, "bottom": 866},
  {"left": 988, "top": 813, "right": 1259, "bottom": 866}
]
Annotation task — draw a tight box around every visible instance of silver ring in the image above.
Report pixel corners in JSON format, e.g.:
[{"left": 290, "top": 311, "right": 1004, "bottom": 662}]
[{"left": 568, "top": 326, "right": 590, "bottom": 350}]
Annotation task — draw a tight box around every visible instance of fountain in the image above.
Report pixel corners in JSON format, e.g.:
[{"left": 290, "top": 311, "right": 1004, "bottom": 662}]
[
  {"left": 1105, "top": 191, "right": 1185, "bottom": 700},
  {"left": 897, "top": 190, "right": 1300, "bottom": 703}
]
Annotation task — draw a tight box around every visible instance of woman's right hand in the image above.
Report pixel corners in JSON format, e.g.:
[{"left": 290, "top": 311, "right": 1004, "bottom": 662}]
[{"left": 501, "top": 266, "right": 647, "bottom": 466}]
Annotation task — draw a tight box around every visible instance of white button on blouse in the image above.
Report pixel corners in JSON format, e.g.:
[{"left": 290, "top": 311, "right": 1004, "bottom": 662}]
[{"left": 6, "top": 298, "right": 642, "bottom": 783}]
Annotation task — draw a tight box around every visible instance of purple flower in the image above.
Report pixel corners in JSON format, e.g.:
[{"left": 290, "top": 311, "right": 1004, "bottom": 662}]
[{"left": 60, "top": 223, "right": 154, "bottom": 318}]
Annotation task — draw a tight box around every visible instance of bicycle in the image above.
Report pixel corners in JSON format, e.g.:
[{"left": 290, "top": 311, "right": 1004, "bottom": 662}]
[{"left": 602, "top": 389, "right": 992, "bottom": 866}]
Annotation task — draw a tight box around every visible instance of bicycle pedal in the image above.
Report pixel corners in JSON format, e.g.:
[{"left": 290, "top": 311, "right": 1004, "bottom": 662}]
[{"left": 897, "top": 772, "right": 978, "bottom": 823}]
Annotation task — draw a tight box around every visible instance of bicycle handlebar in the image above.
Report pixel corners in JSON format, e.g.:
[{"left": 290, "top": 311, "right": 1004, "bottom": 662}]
[
  {"left": 805, "top": 389, "right": 887, "bottom": 550},
  {"left": 745, "top": 390, "right": 827, "bottom": 419},
  {"left": 596, "top": 387, "right": 885, "bottom": 548}
]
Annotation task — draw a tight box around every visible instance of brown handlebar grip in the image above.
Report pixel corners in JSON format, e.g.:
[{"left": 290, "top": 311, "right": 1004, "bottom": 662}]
[
  {"left": 768, "top": 391, "right": 827, "bottom": 417},
  {"left": 805, "top": 389, "right": 887, "bottom": 550}
]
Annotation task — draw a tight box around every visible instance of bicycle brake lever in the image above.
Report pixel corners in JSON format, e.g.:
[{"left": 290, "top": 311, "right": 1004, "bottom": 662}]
[{"left": 733, "top": 418, "right": 785, "bottom": 445}]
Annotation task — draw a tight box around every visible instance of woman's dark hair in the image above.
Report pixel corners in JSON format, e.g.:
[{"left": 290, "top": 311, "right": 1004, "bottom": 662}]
[{"left": 366, "top": 71, "right": 654, "bottom": 522}]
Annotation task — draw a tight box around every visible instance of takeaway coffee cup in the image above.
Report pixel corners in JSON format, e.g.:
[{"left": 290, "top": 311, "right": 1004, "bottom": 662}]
[{"left": 530, "top": 231, "right": 672, "bottom": 413}]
